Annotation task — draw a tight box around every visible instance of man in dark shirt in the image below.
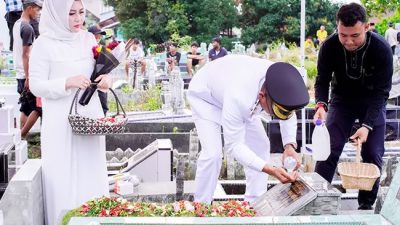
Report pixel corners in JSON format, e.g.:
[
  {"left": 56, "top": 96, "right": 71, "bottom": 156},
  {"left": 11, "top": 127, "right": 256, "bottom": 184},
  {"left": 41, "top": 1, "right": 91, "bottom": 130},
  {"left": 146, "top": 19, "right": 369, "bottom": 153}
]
[
  {"left": 12, "top": 0, "right": 42, "bottom": 137},
  {"left": 314, "top": 3, "right": 393, "bottom": 210},
  {"left": 187, "top": 42, "right": 205, "bottom": 76},
  {"left": 166, "top": 42, "right": 181, "bottom": 73},
  {"left": 208, "top": 37, "right": 228, "bottom": 61}
]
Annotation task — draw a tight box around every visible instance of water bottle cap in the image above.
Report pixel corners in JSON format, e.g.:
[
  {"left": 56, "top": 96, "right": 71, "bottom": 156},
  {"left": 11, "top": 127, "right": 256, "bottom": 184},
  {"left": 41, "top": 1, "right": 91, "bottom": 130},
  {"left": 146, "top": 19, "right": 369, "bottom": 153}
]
[
  {"left": 316, "top": 119, "right": 322, "bottom": 126},
  {"left": 284, "top": 157, "right": 297, "bottom": 172}
]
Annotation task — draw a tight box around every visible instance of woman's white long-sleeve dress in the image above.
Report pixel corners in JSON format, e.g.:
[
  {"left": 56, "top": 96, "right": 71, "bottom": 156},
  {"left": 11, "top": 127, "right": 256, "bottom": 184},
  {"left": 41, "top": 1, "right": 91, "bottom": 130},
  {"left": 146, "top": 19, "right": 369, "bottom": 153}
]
[{"left": 29, "top": 32, "right": 109, "bottom": 225}]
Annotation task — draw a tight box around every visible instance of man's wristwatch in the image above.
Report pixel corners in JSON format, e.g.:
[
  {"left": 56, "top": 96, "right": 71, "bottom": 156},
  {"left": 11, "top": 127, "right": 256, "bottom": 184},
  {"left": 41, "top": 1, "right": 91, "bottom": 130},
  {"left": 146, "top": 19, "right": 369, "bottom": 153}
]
[{"left": 315, "top": 102, "right": 328, "bottom": 112}]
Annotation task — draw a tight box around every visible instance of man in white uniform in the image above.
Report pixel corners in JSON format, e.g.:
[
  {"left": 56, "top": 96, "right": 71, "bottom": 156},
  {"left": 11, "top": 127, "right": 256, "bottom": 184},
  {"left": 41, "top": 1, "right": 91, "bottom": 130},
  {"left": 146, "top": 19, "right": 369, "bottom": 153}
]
[{"left": 187, "top": 55, "right": 309, "bottom": 204}]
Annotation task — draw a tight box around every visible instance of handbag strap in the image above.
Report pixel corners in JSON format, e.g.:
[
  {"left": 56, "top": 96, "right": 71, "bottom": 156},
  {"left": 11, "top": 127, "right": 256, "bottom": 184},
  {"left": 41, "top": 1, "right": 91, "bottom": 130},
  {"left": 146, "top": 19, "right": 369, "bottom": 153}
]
[
  {"left": 109, "top": 88, "right": 127, "bottom": 117},
  {"left": 69, "top": 88, "right": 81, "bottom": 115},
  {"left": 68, "top": 88, "right": 127, "bottom": 117}
]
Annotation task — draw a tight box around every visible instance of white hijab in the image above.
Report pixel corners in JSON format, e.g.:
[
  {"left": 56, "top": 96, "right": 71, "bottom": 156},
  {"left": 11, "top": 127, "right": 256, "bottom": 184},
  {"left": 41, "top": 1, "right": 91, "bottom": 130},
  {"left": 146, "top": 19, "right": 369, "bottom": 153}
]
[{"left": 39, "top": 0, "right": 86, "bottom": 41}]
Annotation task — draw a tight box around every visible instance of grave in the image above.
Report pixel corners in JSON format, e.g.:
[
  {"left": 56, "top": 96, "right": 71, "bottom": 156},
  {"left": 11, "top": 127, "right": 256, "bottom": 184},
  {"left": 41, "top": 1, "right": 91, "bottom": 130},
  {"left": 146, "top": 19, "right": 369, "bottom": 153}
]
[
  {"left": 67, "top": 161, "right": 400, "bottom": 224},
  {"left": 0, "top": 102, "right": 28, "bottom": 199},
  {"left": 252, "top": 173, "right": 341, "bottom": 216},
  {"left": 107, "top": 139, "right": 173, "bottom": 182}
]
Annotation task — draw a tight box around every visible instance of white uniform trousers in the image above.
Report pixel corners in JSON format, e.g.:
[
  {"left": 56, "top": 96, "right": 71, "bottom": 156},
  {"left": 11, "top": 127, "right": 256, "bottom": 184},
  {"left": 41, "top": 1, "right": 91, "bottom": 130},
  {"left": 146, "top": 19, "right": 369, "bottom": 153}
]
[{"left": 193, "top": 117, "right": 270, "bottom": 204}]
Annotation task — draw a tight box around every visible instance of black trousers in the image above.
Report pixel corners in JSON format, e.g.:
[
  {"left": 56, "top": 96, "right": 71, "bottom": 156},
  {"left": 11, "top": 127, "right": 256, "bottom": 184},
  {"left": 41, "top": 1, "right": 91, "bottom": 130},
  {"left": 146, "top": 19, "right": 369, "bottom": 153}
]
[
  {"left": 315, "top": 97, "right": 385, "bottom": 207},
  {"left": 5, "top": 11, "right": 22, "bottom": 51}
]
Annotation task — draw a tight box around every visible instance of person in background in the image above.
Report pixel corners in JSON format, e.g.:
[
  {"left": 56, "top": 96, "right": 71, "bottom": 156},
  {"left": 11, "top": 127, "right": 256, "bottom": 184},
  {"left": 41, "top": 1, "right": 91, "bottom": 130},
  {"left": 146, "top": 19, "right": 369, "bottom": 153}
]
[
  {"left": 316, "top": 25, "right": 328, "bottom": 47},
  {"left": 88, "top": 25, "right": 106, "bottom": 43},
  {"left": 88, "top": 25, "right": 108, "bottom": 115},
  {"left": 22, "top": 11, "right": 42, "bottom": 138},
  {"left": 385, "top": 22, "right": 398, "bottom": 55},
  {"left": 369, "top": 22, "right": 378, "bottom": 33},
  {"left": 4, "top": 0, "right": 23, "bottom": 51},
  {"left": 12, "top": 0, "right": 42, "bottom": 136},
  {"left": 125, "top": 38, "right": 146, "bottom": 88},
  {"left": 208, "top": 37, "right": 228, "bottom": 61},
  {"left": 166, "top": 42, "right": 181, "bottom": 73},
  {"left": 314, "top": 3, "right": 393, "bottom": 210},
  {"left": 29, "top": 1, "right": 112, "bottom": 223},
  {"left": 187, "top": 42, "right": 205, "bottom": 76},
  {"left": 125, "top": 38, "right": 146, "bottom": 77},
  {"left": 304, "top": 36, "right": 316, "bottom": 54}
]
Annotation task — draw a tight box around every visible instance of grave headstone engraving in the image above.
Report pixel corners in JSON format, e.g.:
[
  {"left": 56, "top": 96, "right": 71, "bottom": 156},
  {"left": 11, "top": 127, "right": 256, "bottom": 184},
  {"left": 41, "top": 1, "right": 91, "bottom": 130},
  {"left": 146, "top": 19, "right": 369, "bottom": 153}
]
[{"left": 252, "top": 179, "right": 317, "bottom": 216}]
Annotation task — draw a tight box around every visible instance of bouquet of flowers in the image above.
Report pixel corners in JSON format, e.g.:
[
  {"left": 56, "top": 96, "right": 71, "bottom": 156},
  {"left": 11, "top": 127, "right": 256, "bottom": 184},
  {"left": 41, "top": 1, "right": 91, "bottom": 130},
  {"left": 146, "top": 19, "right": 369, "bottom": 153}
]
[{"left": 79, "top": 40, "right": 132, "bottom": 106}]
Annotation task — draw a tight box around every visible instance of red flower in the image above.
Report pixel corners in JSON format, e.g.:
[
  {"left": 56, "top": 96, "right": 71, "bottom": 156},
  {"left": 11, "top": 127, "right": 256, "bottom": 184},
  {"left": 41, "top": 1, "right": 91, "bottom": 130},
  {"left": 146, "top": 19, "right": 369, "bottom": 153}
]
[
  {"left": 80, "top": 203, "right": 90, "bottom": 214},
  {"left": 92, "top": 46, "right": 101, "bottom": 59},
  {"left": 107, "top": 41, "right": 119, "bottom": 50},
  {"left": 99, "top": 209, "right": 107, "bottom": 217}
]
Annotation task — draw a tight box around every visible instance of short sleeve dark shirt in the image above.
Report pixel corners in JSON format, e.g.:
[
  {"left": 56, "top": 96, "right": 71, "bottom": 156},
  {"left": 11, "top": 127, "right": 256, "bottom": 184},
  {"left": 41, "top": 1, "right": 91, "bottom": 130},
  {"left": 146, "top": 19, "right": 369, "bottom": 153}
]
[
  {"left": 187, "top": 52, "right": 201, "bottom": 65},
  {"left": 20, "top": 20, "right": 35, "bottom": 47},
  {"left": 167, "top": 51, "right": 181, "bottom": 65}
]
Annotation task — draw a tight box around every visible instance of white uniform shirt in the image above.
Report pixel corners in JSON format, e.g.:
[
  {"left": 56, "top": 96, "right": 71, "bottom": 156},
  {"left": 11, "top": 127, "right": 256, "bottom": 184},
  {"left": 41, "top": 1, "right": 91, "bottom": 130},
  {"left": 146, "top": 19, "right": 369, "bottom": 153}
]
[
  {"left": 188, "top": 55, "right": 298, "bottom": 171},
  {"left": 385, "top": 27, "right": 398, "bottom": 47},
  {"left": 127, "top": 47, "right": 145, "bottom": 61}
]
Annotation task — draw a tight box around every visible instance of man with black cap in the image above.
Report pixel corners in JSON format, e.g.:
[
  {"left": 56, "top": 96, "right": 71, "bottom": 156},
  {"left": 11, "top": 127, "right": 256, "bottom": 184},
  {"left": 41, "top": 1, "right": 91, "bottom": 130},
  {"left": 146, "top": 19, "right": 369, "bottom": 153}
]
[
  {"left": 88, "top": 25, "right": 106, "bottom": 43},
  {"left": 314, "top": 3, "right": 393, "bottom": 210},
  {"left": 188, "top": 55, "right": 309, "bottom": 204}
]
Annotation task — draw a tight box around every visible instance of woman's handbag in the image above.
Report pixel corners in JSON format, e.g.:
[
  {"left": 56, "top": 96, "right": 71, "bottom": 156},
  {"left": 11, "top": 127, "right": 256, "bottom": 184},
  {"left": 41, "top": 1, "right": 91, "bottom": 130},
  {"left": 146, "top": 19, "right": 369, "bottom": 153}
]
[{"left": 68, "top": 88, "right": 128, "bottom": 135}]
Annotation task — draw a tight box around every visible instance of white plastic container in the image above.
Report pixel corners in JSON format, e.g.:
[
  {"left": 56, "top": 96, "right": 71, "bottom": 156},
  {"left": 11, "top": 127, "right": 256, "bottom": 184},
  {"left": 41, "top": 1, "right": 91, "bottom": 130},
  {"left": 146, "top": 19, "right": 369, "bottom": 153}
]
[{"left": 312, "top": 119, "right": 331, "bottom": 161}]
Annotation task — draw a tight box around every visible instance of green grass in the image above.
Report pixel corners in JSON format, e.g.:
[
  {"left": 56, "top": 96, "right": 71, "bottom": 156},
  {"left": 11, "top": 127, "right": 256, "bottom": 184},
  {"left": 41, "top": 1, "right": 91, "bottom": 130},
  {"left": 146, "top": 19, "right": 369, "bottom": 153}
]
[
  {"left": 109, "top": 85, "right": 162, "bottom": 113},
  {"left": 27, "top": 133, "right": 41, "bottom": 159},
  {"left": 61, "top": 208, "right": 81, "bottom": 225}
]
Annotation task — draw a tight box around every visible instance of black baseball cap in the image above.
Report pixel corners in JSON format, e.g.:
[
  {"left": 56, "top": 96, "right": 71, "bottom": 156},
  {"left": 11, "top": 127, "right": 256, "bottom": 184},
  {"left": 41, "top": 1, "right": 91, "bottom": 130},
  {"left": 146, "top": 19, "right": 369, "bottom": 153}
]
[
  {"left": 264, "top": 62, "right": 309, "bottom": 119},
  {"left": 88, "top": 25, "right": 106, "bottom": 35}
]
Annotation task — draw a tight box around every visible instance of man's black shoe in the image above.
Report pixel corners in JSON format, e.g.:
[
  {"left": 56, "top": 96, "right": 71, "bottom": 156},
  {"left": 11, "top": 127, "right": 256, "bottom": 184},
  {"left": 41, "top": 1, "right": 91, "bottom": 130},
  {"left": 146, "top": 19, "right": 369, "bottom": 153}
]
[{"left": 358, "top": 204, "right": 373, "bottom": 210}]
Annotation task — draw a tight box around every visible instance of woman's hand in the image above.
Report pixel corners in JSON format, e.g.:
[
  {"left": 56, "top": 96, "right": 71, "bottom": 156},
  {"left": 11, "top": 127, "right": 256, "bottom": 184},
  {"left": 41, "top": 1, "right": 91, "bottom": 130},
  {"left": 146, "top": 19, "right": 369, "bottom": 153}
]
[
  {"left": 95, "top": 74, "right": 112, "bottom": 89},
  {"left": 65, "top": 75, "right": 91, "bottom": 89}
]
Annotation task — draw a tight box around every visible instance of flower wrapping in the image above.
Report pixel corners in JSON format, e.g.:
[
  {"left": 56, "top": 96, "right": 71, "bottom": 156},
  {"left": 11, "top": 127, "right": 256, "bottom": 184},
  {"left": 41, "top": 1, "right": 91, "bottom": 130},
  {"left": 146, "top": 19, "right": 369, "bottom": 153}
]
[{"left": 79, "top": 41, "right": 128, "bottom": 106}]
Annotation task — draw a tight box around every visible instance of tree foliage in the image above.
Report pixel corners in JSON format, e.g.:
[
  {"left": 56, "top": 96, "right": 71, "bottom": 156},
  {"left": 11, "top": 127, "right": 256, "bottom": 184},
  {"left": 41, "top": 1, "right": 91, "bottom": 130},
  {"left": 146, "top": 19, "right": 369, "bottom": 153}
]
[
  {"left": 239, "top": 0, "right": 339, "bottom": 46},
  {"left": 361, "top": 0, "right": 400, "bottom": 15},
  {"left": 104, "top": 0, "right": 238, "bottom": 45},
  {"left": 104, "top": 0, "right": 339, "bottom": 47}
]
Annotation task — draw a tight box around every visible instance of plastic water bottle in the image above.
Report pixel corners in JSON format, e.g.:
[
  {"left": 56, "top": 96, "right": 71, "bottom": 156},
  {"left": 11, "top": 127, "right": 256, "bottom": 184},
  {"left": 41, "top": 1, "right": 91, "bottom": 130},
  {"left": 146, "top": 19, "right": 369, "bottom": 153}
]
[
  {"left": 284, "top": 156, "right": 297, "bottom": 173},
  {"left": 312, "top": 119, "right": 331, "bottom": 161}
]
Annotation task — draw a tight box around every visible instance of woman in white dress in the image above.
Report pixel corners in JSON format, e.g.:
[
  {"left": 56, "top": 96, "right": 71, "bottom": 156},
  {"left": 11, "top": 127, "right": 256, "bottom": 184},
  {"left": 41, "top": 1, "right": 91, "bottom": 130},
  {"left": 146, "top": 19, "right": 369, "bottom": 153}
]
[{"left": 29, "top": 0, "right": 111, "bottom": 224}]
